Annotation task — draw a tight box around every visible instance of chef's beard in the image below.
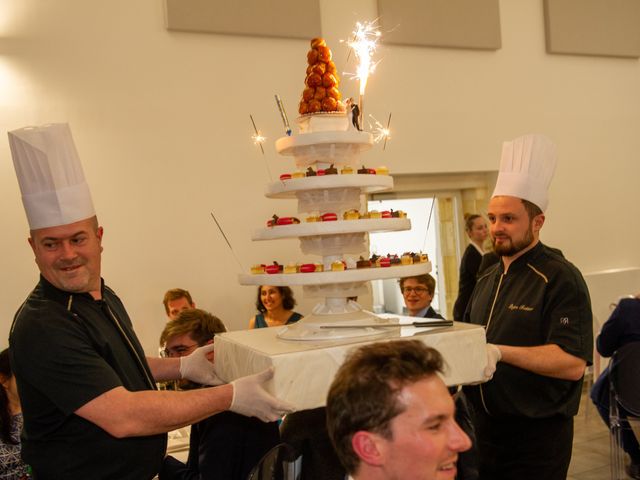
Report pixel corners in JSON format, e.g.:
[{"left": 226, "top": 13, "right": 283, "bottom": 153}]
[{"left": 492, "top": 224, "right": 534, "bottom": 257}]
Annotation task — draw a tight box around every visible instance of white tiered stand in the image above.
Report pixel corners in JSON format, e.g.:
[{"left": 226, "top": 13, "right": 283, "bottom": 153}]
[
  {"left": 214, "top": 114, "right": 487, "bottom": 409},
  {"left": 239, "top": 115, "right": 432, "bottom": 341}
]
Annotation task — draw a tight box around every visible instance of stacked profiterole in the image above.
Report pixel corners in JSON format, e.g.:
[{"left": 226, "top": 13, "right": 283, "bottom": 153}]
[{"left": 239, "top": 38, "right": 432, "bottom": 341}]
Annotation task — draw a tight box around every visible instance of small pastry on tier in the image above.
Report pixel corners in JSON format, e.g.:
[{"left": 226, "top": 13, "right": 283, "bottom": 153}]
[
  {"left": 314, "top": 263, "right": 324, "bottom": 272},
  {"left": 325, "top": 164, "right": 338, "bottom": 175},
  {"left": 343, "top": 209, "right": 360, "bottom": 220},
  {"left": 268, "top": 215, "right": 300, "bottom": 226},
  {"left": 390, "top": 255, "right": 401, "bottom": 266},
  {"left": 369, "top": 210, "right": 382, "bottom": 219},
  {"left": 420, "top": 253, "right": 429, "bottom": 263},
  {"left": 375, "top": 166, "right": 390, "bottom": 175},
  {"left": 306, "top": 167, "right": 317, "bottom": 177},
  {"left": 300, "top": 263, "right": 316, "bottom": 273},
  {"left": 305, "top": 214, "right": 321, "bottom": 222},
  {"left": 379, "top": 257, "right": 391, "bottom": 268},
  {"left": 359, "top": 212, "right": 370, "bottom": 219},
  {"left": 265, "top": 262, "right": 282, "bottom": 274},
  {"left": 331, "top": 260, "right": 346, "bottom": 271},
  {"left": 321, "top": 212, "right": 338, "bottom": 222},
  {"left": 284, "top": 263, "right": 298, "bottom": 274},
  {"left": 357, "top": 166, "right": 371, "bottom": 174},
  {"left": 341, "top": 166, "right": 354, "bottom": 174},
  {"left": 401, "top": 254, "right": 413, "bottom": 266},
  {"left": 279, "top": 173, "right": 291, "bottom": 181},
  {"left": 391, "top": 209, "right": 407, "bottom": 218},
  {"left": 356, "top": 256, "right": 371, "bottom": 268},
  {"left": 291, "top": 170, "right": 305, "bottom": 179},
  {"left": 251, "top": 264, "right": 266, "bottom": 274},
  {"left": 381, "top": 210, "right": 392, "bottom": 219}
]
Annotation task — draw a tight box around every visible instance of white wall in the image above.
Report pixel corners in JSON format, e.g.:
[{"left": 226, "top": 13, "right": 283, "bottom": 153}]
[{"left": 1, "top": 0, "right": 639, "bottom": 353}]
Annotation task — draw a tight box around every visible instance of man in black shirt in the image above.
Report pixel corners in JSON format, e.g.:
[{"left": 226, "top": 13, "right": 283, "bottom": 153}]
[
  {"left": 463, "top": 134, "right": 592, "bottom": 480},
  {"left": 8, "top": 124, "right": 293, "bottom": 479}
]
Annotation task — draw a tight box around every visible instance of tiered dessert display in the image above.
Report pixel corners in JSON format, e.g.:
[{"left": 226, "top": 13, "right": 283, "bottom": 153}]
[{"left": 238, "top": 38, "right": 431, "bottom": 341}]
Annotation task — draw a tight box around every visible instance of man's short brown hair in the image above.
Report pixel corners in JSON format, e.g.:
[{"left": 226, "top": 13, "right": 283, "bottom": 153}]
[
  {"left": 399, "top": 273, "right": 436, "bottom": 296},
  {"left": 162, "top": 288, "right": 194, "bottom": 315},
  {"left": 521, "top": 198, "right": 543, "bottom": 220},
  {"left": 159, "top": 308, "right": 226, "bottom": 346},
  {"left": 326, "top": 340, "right": 444, "bottom": 474}
]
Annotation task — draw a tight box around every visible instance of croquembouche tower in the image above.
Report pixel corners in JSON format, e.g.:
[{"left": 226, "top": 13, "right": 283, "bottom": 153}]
[{"left": 239, "top": 37, "right": 431, "bottom": 341}]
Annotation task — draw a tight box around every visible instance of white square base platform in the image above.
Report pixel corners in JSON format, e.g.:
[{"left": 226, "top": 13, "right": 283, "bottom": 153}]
[{"left": 215, "top": 319, "right": 487, "bottom": 410}]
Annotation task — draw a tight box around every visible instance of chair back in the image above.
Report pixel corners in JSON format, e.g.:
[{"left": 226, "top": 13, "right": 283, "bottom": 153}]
[
  {"left": 247, "top": 442, "right": 300, "bottom": 480},
  {"left": 611, "top": 341, "right": 640, "bottom": 417}
]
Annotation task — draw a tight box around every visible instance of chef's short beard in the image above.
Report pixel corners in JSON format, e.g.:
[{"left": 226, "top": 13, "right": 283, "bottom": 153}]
[{"left": 492, "top": 224, "right": 534, "bottom": 257}]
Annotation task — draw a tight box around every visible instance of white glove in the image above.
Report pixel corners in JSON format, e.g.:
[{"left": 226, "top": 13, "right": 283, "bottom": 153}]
[
  {"left": 230, "top": 367, "right": 296, "bottom": 422},
  {"left": 179, "top": 344, "right": 224, "bottom": 386},
  {"left": 483, "top": 343, "right": 502, "bottom": 381}
]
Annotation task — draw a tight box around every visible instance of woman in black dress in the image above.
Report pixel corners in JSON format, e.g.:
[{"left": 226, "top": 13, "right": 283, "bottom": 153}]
[{"left": 453, "top": 214, "right": 488, "bottom": 321}]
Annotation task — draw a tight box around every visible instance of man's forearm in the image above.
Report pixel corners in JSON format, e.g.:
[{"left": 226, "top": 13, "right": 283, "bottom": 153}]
[
  {"left": 497, "top": 343, "right": 586, "bottom": 381},
  {"left": 146, "top": 356, "right": 181, "bottom": 382},
  {"left": 76, "top": 384, "right": 234, "bottom": 438}
]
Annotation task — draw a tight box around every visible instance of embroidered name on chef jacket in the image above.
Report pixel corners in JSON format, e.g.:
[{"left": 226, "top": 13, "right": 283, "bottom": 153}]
[{"left": 507, "top": 303, "right": 534, "bottom": 312}]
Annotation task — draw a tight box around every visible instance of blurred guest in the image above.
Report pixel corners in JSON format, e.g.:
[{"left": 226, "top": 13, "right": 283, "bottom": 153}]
[
  {"left": 163, "top": 288, "right": 196, "bottom": 321},
  {"left": 248, "top": 286, "right": 302, "bottom": 329},
  {"left": 326, "top": 340, "right": 471, "bottom": 480},
  {"left": 400, "top": 274, "right": 478, "bottom": 480},
  {"left": 0, "top": 348, "right": 31, "bottom": 479},
  {"left": 160, "top": 309, "right": 280, "bottom": 480},
  {"left": 590, "top": 294, "right": 640, "bottom": 480},
  {"left": 452, "top": 214, "right": 488, "bottom": 321}
]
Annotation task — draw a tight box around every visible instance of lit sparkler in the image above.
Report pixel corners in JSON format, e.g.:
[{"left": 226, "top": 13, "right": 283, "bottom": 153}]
[
  {"left": 347, "top": 20, "right": 382, "bottom": 126},
  {"left": 249, "top": 114, "right": 272, "bottom": 181},
  {"left": 368, "top": 112, "right": 392, "bottom": 150},
  {"left": 249, "top": 114, "right": 266, "bottom": 154}
]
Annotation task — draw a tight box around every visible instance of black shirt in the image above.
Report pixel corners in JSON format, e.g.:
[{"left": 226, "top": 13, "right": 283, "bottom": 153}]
[
  {"left": 453, "top": 244, "right": 483, "bottom": 321},
  {"left": 10, "top": 276, "right": 166, "bottom": 479},
  {"left": 464, "top": 242, "right": 593, "bottom": 418}
]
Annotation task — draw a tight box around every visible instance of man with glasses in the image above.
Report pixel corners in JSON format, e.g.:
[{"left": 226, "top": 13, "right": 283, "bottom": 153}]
[
  {"left": 159, "top": 309, "right": 280, "bottom": 479},
  {"left": 400, "top": 274, "right": 442, "bottom": 318}
]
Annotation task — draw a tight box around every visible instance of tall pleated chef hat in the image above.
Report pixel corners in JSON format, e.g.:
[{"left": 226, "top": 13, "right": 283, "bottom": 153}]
[
  {"left": 8, "top": 123, "right": 95, "bottom": 230},
  {"left": 492, "top": 134, "right": 557, "bottom": 212}
]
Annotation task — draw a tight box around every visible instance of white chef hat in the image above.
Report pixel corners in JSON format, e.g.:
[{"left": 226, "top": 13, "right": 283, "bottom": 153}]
[
  {"left": 8, "top": 123, "right": 95, "bottom": 230},
  {"left": 492, "top": 134, "right": 557, "bottom": 211}
]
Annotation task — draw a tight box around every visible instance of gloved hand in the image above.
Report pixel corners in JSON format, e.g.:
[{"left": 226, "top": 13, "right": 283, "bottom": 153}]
[
  {"left": 230, "top": 367, "right": 296, "bottom": 422},
  {"left": 483, "top": 343, "right": 502, "bottom": 381},
  {"left": 179, "top": 344, "right": 224, "bottom": 386}
]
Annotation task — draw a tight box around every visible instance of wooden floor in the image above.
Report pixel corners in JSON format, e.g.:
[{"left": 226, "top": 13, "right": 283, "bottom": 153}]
[{"left": 567, "top": 386, "right": 612, "bottom": 479}]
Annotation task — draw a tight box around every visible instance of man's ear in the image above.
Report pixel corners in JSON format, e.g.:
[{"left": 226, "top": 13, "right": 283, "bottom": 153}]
[
  {"left": 351, "top": 431, "right": 385, "bottom": 467},
  {"left": 533, "top": 214, "right": 545, "bottom": 233}
]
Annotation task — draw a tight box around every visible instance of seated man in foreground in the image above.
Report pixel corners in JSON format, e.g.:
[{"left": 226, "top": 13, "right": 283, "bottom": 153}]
[
  {"left": 159, "top": 309, "right": 280, "bottom": 479},
  {"left": 326, "top": 340, "right": 471, "bottom": 480}
]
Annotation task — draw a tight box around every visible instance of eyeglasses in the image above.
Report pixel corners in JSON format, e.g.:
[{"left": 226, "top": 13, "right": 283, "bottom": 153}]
[
  {"left": 401, "top": 286, "right": 429, "bottom": 295},
  {"left": 162, "top": 343, "right": 199, "bottom": 358}
]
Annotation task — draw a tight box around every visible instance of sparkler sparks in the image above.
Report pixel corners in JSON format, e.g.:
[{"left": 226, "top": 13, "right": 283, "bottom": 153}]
[
  {"left": 249, "top": 114, "right": 266, "bottom": 154},
  {"left": 348, "top": 21, "right": 381, "bottom": 95},
  {"left": 369, "top": 113, "right": 392, "bottom": 149},
  {"left": 346, "top": 20, "right": 382, "bottom": 128}
]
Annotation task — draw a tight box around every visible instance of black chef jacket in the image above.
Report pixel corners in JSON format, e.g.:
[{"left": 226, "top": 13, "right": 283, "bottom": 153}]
[
  {"left": 10, "top": 276, "right": 166, "bottom": 479},
  {"left": 464, "top": 242, "right": 593, "bottom": 419}
]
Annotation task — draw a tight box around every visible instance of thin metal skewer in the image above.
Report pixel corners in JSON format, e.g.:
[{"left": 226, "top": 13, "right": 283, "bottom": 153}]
[
  {"left": 210, "top": 212, "right": 244, "bottom": 272},
  {"left": 383, "top": 112, "right": 392, "bottom": 151},
  {"left": 422, "top": 194, "right": 437, "bottom": 252}
]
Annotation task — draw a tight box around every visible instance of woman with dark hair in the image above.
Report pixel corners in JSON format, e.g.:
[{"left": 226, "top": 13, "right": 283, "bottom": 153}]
[
  {"left": 0, "top": 348, "right": 31, "bottom": 479},
  {"left": 248, "top": 286, "right": 303, "bottom": 329},
  {"left": 453, "top": 213, "right": 489, "bottom": 321}
]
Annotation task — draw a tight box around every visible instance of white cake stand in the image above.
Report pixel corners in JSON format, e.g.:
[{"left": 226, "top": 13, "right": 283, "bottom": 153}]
[{"left": 241, "top": 117, "right": 431, "bottom": 341}]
